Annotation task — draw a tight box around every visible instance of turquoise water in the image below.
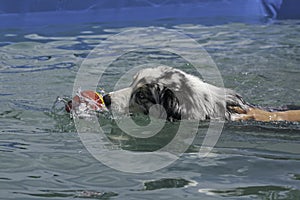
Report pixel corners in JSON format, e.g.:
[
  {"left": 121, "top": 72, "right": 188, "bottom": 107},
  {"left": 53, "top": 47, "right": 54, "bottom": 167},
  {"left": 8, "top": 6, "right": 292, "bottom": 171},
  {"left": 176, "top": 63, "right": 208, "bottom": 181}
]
[{"left": 1, "top": 20, "right": 300, "bottom": 199}]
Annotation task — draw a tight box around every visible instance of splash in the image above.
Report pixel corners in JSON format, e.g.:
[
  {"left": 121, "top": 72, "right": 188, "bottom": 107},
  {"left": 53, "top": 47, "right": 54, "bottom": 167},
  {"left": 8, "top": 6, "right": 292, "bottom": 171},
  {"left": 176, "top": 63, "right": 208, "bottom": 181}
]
[{"left": 51, "top": 88, "right": 109, "bottom": 119}]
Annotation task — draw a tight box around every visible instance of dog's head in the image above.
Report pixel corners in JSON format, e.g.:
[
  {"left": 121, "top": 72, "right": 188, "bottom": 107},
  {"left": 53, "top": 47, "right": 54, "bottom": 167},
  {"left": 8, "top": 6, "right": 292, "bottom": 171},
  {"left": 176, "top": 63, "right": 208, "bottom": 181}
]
[
  {"left": 103, "top": 66, "right": 184, "bottom": 121},
  {"left": 129, "top": 83, "right": 181, "bottom": 121}
]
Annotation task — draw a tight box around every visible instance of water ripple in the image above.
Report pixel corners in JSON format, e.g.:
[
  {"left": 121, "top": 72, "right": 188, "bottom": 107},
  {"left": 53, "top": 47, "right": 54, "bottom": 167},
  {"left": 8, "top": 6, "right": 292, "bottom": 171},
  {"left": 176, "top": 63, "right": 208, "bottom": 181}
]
[{"left": 0, "top": 62, "right": 76, "bottom": 73}]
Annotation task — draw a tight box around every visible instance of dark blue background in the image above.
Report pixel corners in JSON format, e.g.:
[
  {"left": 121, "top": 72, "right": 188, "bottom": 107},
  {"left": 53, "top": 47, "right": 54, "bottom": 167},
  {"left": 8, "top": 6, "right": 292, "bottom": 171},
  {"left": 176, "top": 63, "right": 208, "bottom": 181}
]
[{"left": 0, "top": 0, "right": 298, "bottom": 28}]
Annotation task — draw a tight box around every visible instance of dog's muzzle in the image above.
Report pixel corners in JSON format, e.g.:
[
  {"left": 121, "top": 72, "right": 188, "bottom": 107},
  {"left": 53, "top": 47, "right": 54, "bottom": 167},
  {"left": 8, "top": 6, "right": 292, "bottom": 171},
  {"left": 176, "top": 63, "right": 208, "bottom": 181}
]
[{"left": 103, "top": 94, "right": 111, "bottom": 108}]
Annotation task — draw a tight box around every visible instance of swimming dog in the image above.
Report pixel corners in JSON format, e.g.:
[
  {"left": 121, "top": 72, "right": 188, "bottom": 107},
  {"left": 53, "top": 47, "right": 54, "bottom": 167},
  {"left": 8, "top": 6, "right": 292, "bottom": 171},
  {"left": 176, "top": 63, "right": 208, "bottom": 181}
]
[{"left": 68, "top": 66, "right": 300, "bottom": 122}]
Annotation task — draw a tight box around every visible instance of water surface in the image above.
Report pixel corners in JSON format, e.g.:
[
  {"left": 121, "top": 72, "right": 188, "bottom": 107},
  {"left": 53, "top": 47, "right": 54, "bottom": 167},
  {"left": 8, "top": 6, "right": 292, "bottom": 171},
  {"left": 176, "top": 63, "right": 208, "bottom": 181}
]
[{"left": 1, "top": 20, "right": 300, "bottom": 199}]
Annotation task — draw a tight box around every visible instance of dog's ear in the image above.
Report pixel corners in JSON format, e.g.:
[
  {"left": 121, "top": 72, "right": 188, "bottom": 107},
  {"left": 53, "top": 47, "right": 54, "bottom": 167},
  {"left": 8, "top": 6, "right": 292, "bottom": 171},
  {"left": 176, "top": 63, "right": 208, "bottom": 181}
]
[{"left": 159, "top": 87, "right": 181, "bottom": 121}]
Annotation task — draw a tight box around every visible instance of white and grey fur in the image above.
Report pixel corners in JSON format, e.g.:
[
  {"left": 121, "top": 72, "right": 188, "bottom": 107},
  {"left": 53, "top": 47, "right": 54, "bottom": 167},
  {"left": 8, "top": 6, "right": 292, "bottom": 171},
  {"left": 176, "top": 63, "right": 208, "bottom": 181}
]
[{"left": 106, "top": 66, "right": 251, "bottom": 121}]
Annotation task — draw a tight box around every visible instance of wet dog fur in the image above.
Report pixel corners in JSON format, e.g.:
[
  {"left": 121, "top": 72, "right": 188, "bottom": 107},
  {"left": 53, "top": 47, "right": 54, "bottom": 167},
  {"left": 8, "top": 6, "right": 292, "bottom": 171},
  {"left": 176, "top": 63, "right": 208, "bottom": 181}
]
[{"left": 106, "top": 66, "right": 253, "bottom": 121}]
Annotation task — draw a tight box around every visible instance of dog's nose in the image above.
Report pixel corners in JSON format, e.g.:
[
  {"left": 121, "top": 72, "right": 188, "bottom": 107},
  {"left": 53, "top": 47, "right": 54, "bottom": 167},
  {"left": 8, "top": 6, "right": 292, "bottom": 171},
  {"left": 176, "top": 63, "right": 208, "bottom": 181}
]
[
  {"left": 103, "top": 94, "right": 111, "bottom": 107},
  {"left": 65, "top": 100, "right": 73, "bottom": 113}
]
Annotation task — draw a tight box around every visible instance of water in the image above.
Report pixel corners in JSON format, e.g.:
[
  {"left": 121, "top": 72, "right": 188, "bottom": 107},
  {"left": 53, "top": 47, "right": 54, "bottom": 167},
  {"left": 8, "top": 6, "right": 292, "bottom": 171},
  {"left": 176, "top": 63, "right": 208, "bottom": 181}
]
[{"left": 1, "top": 20, "right": 300, "bottom": 199}]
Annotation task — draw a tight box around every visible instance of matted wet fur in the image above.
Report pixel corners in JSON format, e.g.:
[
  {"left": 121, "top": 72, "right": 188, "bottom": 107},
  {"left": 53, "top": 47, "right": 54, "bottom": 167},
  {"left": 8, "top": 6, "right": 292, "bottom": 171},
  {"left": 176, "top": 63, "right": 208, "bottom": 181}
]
[{"left": 107, "top": 66, "right": 252, "bottom": 121}]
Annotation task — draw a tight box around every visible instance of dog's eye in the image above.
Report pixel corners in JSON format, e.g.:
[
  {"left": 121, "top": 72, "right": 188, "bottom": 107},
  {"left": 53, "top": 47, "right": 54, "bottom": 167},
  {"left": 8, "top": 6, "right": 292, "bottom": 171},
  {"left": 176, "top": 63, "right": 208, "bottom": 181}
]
[{"left": 136, "top": 91, "right": 145, "bottom": 99}]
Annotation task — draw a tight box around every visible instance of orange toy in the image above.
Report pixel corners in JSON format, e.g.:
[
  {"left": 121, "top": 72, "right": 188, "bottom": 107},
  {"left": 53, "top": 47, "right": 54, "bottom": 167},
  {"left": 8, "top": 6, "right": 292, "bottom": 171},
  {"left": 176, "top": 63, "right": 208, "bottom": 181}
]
[{"left": 65, "top": 90, "right": 105, "bottom": 113}]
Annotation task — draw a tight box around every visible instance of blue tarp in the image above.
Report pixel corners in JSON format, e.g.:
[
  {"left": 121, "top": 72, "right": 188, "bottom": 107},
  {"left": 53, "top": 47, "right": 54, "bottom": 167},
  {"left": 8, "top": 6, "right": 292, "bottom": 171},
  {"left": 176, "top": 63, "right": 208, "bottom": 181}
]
[{"left": 0, "top": 0, "right": 297, "bottom": 27}]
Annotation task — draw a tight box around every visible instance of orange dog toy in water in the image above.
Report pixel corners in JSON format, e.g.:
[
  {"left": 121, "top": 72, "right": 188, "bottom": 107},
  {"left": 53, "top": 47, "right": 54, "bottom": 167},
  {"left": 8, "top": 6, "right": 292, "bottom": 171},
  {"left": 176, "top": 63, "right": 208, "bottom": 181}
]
[{"left": 65, "top": 90, "right": 106, "bottom": 113}]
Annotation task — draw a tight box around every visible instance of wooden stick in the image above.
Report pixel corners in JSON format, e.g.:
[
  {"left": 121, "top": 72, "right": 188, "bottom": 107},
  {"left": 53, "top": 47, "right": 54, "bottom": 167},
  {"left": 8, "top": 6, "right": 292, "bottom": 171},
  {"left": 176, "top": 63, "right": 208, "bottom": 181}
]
[{"left": 230, "top": 107, "right": 300, "bottom": 122}]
